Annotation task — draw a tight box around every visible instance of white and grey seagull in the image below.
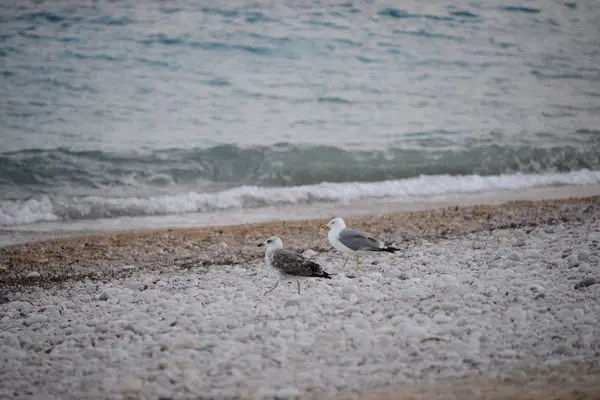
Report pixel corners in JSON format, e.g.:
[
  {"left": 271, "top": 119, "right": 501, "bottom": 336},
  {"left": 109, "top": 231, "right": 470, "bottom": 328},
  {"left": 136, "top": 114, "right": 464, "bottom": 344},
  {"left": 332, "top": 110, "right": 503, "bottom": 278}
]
[
  {"left": 258, "top": 235, "right": 331, "bottom": 295},
  {"left": 320, "top": 217, "right": 400, "bottom": 272}
]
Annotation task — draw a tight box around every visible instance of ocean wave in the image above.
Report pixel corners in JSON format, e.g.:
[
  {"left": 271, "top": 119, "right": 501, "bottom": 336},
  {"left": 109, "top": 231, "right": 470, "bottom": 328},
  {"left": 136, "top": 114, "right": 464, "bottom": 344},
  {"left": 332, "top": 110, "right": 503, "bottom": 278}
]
[
  {"left": 1, "top": 144, "right": 599, "bottom": 199},
  {"left": 1, "top": 169, "right": 599, "bottom": 227}
]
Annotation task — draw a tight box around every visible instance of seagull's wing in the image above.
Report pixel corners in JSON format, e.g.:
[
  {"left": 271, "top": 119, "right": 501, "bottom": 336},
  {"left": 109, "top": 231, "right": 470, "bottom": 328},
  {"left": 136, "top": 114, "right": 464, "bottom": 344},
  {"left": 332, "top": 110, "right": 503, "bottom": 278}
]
[
  {"left": 271, "top": 249, "right": 330, "bottom": 278},
  {"left": 338, "top": 228, "right": 384, "bottom": 251}
]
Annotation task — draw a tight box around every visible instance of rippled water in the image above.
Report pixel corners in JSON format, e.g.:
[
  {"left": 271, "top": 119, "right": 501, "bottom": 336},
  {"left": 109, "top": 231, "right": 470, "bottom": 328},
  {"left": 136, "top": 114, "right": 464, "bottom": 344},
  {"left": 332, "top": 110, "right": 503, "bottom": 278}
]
[{"left": 1, "top": 0, "right": 599, "bottom": 236}]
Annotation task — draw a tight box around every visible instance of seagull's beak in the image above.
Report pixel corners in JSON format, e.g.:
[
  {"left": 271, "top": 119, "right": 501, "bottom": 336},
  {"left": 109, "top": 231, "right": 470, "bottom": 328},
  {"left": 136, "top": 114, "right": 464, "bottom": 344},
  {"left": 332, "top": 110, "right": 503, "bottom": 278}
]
[
  {"left": 257, "top": 242, "right": 264, "bottom": 247},
  {"left": 320, "top": 224, "right": 328, "bottom": 230}
]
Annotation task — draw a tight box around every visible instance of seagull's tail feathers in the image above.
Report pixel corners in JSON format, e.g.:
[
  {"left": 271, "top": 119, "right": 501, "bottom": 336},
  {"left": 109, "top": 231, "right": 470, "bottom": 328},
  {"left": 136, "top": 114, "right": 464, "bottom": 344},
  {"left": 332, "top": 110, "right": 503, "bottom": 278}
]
[
  {"left": 313, "top": 270, "right": 332, "bottom": 279},
  {"left": 308, "top": 261, "right": 332, "bottom": 279}
]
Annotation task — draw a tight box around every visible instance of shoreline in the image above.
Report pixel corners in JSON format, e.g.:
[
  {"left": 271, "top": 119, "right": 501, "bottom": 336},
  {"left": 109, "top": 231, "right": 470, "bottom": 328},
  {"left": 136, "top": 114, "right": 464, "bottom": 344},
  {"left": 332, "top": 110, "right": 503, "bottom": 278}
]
[
  {"left": 2, "top": 183, "right": 599, "bottom": 247},
  {"left": 1, "top": 193, "right": 598, "bottom": 287}
]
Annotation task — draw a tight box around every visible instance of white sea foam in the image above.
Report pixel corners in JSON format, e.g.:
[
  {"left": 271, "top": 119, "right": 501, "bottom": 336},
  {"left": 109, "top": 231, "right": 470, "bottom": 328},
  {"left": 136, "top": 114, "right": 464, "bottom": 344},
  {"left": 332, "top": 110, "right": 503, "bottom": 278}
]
[{"left": 1, "top": 169, "right": 599, "bottom": 227}]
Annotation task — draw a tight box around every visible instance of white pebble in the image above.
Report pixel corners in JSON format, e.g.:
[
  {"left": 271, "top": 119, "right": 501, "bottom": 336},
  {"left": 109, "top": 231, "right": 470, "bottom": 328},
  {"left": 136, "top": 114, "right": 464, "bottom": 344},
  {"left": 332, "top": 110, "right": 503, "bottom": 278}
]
[
  {"left": 433, "top": 313, "right": 452, "bottom": 324},
  {"left": 505, "top": 306, "right": 527, "bottom": 323},
  {"left": 120, "top": 377, "right": 144, "bottom": 394},
  {"left": 507, "top": 252, "right": 521, "bottom": 262},
  {"left": 397, "top": 322, "right": 428, "bottom": 339},
  {"left": 439, "top": 301, "right": 460, "bottom": 311},
  {"left": 24, "top": 314, "right": 47, "bottom": 326},
  {"left": 138, "top": 290, "right": 161, "bottom": 303},
  {"left": 577, "top": 251, "right": 590, "bottom": 262},
  {"left": 284, "top": 299, "right": 300, "bottom": 308}
]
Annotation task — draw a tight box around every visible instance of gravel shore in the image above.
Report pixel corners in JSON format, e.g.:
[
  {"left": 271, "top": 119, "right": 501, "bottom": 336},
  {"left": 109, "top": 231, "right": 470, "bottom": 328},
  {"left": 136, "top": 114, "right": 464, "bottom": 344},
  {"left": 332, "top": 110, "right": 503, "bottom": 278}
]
[{"left": 1, "top": 196, "right": 599, "bottom": 399}]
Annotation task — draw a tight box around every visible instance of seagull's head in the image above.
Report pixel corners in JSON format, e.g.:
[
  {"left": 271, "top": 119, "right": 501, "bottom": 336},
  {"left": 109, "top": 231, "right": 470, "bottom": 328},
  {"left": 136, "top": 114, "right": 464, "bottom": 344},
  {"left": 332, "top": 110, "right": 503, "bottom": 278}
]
[
  {"left": 320, "top": 217, "right": 346, "bottom": 232},
  {"left": 257, "top": 235, "right": 283, "bottom": 250}
]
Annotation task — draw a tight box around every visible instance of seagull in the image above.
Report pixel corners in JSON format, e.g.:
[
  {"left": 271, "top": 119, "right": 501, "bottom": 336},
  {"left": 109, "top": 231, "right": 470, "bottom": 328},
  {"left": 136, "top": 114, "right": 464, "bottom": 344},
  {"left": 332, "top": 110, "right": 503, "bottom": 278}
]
[
  {"left": 258, "top": 235, "right": 331, "bottom": 295},
  {"left": 320, "top": 217, "right": 400, "bottom": 272}
]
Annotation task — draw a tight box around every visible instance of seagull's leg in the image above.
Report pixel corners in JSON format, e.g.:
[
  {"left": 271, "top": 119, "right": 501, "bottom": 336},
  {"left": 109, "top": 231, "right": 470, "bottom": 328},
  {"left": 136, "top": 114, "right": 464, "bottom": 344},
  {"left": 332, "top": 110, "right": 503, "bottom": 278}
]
[
  {"left": 355, "top": 255, "right": 361, "bottom": 271},
  {"left": 296, "top": 280, "right": 301, "bottom": 295},
  {"left": 336, "top": 257, "right": 349, "bottom": 272},
  {"left": 264, "top": 278, "right": 280, "bottom": 296}
]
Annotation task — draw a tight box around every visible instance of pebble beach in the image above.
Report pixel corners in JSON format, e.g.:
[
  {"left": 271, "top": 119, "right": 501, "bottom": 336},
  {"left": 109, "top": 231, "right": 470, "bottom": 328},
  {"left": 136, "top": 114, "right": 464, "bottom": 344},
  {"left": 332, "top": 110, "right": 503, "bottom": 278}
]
[
  {"left": 1, "top": 195, "right": 599, "bottom": 399},
  {"left": 3, "top": 0, "right": 600, "bottom": 397}
]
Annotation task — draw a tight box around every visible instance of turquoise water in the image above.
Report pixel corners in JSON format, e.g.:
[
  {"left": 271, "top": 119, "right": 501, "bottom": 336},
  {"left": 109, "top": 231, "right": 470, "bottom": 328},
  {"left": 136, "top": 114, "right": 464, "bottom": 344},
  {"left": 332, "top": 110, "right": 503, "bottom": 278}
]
[{"left": 1, "top": 0, "right": 600, "bottom": 231}]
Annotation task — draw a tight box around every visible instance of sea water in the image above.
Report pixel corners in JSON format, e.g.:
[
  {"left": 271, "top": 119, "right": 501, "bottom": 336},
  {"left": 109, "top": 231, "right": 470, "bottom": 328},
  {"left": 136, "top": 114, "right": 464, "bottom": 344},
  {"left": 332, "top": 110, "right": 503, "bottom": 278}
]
[{"left": 1, "top": 0, "right": 599, "bottom": 243}]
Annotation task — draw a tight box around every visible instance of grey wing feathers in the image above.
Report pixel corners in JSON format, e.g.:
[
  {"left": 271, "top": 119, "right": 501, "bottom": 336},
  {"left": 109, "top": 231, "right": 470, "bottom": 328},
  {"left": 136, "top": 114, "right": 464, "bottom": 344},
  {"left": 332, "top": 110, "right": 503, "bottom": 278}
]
[
  {"left": 271, "top": 249, "right": 329, "bottom": 278},
  {"left": 338, "top": 228, "right": 384, "bottom": 251}
]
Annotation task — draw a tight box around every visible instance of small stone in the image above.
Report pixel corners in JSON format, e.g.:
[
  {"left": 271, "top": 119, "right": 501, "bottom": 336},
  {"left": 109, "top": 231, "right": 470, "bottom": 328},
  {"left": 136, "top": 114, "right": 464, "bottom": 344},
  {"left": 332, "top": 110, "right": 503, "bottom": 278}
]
[
  {"left": 578, "top": 262, "right": 593, "bottom": 273},
  {"left": 98, "top": 292, "right": 110, "bottom": 301},
  {"left": 433, "top": 313, "right": 452, "bottom": 324},
  {"left": 345, "top": 272, "right": 358, "bottom": 279},
  {"left": 575, "top": 276, "right": 598, "bottom": 289},
  {"left": 121, "top": 265, "right": 137, "bottom": 270},
  {"left": 505, "top": 306, "right": 527, "bottom": 323},
  {"left": 387, "top": 270, "right": 409, "bottom": 280},
  {"left": 139, "top": 290, "right": 160, "bottom": 303},
  {"left": 125, "top": 281, "right": 144, "bottom": 291},
  {"left": 176, "top": 335, "right": 198, "bottom": 349},
  {"left": 25, "top": 271, "right": 41, "bottom": 279},
  {"left": 85, "top": 283, "right": 98, "bottom": 293},
  {"left": 514, "top": 239, "right": 526, "bottom": 247},
  {"left": 284, "top": 299, "right": 300, "bottom": 308},
  {"left": 301, "top": 249, "right": 318, "bottom": 258},
  {"left": 348, "top": 294, "right": 359, "bottom": 304},
  {"left": 24, "top": 314, "right": 47, "bottom": 326},
  {"left": 577, "top": 251, "right": 590, "bottom": 262},
  {"left": 439, "top": 301, "right": 459, "bottom": 311},
  {"left": 554, "top": 343, "right": 574, "bottom": 355},
  {"left": 507, "top": 253, "right": 521, "bottom": 262},
  {"left": 343, "top": 306, "right": 361, "bottom": 316},
  {"left": 397, "top": 322, "right": 428, "bottom": 339},
  {"left": 529, "top": 284, "right": 544, "bottom": 293},
  {"left": 120, "top": 378, "right": 144, "bottom": 394}
]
